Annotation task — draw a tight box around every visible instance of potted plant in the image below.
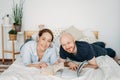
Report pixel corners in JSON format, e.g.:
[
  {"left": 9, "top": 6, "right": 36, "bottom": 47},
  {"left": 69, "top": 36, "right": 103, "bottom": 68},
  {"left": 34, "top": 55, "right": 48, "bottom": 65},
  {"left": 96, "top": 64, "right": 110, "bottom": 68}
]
[
  {"left": 8, "top": 28, "right": 17, "bottom": 40},
  {"left": 12, "top": 0, "right": 24, "bottom": 32}
]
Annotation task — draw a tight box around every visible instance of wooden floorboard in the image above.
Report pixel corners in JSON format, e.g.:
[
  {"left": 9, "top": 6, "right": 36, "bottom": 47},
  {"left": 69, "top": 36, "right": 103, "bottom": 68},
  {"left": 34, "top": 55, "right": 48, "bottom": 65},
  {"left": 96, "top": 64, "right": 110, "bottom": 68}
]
[
  {"left": 0, "top": 59, "right": 13, "bottom": 65},
  {"left": 0, "top": 59, "right": 12, "bottom": 74}
]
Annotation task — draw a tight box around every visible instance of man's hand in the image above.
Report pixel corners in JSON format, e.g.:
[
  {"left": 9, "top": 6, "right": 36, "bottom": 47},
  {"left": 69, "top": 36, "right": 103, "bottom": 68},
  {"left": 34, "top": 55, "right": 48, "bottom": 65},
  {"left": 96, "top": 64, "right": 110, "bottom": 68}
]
[{"left": 68, "top": 61, "right": 79, "bottom": 71}]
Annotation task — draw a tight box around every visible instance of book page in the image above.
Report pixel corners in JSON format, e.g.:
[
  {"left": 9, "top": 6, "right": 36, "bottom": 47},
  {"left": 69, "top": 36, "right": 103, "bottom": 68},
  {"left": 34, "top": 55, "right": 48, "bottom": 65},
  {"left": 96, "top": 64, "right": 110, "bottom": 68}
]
[{"left": 40, "top": 62, "right": 64, "bottom": 75}]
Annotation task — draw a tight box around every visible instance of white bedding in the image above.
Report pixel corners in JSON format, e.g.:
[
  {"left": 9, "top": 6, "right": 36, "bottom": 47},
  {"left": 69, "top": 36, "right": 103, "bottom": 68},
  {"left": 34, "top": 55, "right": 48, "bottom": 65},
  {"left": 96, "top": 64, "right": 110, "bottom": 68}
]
[{"left": 0, "top": 55, "right": 120, "bottom": 80}]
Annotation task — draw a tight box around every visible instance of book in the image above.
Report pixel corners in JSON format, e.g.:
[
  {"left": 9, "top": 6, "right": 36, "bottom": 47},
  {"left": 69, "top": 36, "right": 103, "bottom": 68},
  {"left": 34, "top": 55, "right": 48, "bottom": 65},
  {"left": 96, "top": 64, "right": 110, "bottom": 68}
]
[
  {"left": 61, "top": 67, "right": 77, "bottom": 79},
  {"left": 77, "top": 60, "right": 88, "bottom": 77},
  {"left": 61, "top": 61, "right": 88, "bottom": 79},
  {"left": 40, "top": 61, "right": 88, "bottom": 77},
  {"left": 40, "top": 62, "right": 64, "bottom": 75}
]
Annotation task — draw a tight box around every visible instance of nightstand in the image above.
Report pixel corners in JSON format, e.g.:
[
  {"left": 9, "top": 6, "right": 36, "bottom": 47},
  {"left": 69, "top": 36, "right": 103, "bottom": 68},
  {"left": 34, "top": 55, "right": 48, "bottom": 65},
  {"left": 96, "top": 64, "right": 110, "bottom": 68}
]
[{"left": 1, "top": 25, "right": 21, "bottom": 63}]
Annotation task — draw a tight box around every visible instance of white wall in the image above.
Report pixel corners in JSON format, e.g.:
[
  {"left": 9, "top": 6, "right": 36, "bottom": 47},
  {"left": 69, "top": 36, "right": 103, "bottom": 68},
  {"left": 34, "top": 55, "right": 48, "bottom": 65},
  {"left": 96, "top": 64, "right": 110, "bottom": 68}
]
[
  {"left": 0, "top": 0, "right": 120, "bottom": 58},
  {"left": 0, "top": 0, "right": 13, "bottom": 58}
]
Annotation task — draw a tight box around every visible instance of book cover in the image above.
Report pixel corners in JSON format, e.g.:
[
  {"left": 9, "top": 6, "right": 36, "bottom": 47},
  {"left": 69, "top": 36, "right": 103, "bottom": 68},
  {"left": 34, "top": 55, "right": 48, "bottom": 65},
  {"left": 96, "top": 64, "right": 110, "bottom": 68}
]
[{"left": 77, "top": 60, "right": 88, "bottom": 77}]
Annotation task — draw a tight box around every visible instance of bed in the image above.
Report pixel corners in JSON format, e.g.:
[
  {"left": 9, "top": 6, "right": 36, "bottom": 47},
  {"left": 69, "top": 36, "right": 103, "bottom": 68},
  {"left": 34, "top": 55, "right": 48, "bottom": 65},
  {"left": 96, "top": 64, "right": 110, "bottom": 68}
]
[{"left": 0, "top": 26, "right": 120, "bottom": 80}]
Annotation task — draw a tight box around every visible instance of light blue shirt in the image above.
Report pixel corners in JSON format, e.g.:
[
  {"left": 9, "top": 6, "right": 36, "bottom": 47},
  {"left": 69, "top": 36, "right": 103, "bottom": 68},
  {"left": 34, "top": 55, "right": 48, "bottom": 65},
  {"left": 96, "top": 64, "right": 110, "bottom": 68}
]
[{"left": 20, "top": 40, "right": 58, "bottom": 65}]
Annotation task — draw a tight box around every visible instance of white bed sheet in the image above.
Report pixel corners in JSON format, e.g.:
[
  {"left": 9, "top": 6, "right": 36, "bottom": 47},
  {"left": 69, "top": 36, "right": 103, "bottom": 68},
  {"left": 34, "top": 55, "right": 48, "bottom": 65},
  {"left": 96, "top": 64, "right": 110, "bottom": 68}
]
[{"left": 0, "top": 55, "right": 120, "bottom": 80}]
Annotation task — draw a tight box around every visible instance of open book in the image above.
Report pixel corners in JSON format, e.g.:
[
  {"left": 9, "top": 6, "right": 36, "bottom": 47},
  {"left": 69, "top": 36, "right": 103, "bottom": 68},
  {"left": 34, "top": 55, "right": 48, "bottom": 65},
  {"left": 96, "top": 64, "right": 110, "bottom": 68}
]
[
  {"left": 77, "top": 60, "right": 88, "bottom": 77},
  {"left": 40, "top": 62, "right": 64, "bottom": 75},
  {"left": 40, "top": 61, "right": 88, "bottom": 77},
  {"left": 61, "top": 61, "right": 88, "bottom": 79}
]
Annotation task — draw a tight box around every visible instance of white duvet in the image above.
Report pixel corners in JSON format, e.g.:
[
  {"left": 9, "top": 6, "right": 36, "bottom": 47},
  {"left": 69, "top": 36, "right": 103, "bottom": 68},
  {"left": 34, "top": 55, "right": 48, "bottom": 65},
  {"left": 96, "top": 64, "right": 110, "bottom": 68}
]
[{"left": 0, "top": 55, "right": 120, "bottom": 80}]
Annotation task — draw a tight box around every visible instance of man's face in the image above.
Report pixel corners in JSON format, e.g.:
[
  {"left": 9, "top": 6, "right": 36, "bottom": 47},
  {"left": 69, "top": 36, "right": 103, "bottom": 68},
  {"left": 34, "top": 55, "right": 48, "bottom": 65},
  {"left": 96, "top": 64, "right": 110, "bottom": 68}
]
[{"left": 60, "top": 35, "right": 75, "bottom": 53}]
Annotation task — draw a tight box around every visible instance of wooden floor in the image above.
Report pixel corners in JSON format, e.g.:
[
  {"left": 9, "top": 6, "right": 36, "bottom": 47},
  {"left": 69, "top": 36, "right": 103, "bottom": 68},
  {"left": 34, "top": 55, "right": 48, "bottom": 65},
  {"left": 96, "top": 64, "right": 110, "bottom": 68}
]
[
  {"left": 0, "top": 59, "right": 12, "bottom": 74},
  {"left": 0, "top": 59, "right": 13, "bottom": 65}
]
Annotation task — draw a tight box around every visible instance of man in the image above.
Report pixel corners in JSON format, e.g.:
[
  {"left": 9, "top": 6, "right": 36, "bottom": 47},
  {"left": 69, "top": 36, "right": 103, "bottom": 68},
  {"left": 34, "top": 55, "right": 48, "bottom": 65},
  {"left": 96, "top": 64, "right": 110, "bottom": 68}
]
[{"left": 59, "top": 32, "right": 118, "bottom": 70}]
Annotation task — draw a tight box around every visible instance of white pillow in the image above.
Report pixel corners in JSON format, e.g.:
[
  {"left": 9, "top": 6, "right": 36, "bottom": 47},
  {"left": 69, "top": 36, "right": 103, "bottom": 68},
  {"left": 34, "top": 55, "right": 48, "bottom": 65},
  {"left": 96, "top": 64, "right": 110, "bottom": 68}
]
[
  {"left": 52, "top": 28, "right": 65, "bottom": 56},
  {"left": 53, "top": 34, "right": 61, "bottom": 56},
  {"left": 82, "top": 29, "right": 96, "bottom": 38},
  {"left": 79, "top": 37, "right": 98, "bottom": 43},
  {"left": 31, "top": 33, "right": 38, "bottom": 41},
  {"left": 52, "top": 28, "right": 64, "bottom": 39},
  {"left": 63, "top": 26, "right": 83, "bottom": 40},
  {"left": 79, "top": 29, "right": 97, "bottom": 43}
]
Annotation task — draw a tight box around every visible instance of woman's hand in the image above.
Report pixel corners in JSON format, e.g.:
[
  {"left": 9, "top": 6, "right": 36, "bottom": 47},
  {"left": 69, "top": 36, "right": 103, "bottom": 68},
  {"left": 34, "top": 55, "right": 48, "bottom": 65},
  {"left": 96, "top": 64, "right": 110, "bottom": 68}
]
[
  {"left": 27, "top": 62, "right": 48, "bottom": 69},
  {"left": 27, "top": 63, "right": 41, "bottom": 69},
  {"left": 39, "top": 62, "right": 48, "bottom": 68}
]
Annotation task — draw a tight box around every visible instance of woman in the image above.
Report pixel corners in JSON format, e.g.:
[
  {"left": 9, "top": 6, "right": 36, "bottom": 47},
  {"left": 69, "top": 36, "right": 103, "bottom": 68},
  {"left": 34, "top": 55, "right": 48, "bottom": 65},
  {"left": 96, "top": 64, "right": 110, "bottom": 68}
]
[{"left": 20, "top": 29, "right": 58, "bottom": 68}]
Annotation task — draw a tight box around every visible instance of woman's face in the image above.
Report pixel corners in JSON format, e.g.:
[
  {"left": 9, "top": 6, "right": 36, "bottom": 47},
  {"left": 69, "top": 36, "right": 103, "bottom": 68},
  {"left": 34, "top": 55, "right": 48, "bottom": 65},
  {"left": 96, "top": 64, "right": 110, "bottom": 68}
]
[{"left": 38, "top": 32, "right": 52, "bottom": 52}]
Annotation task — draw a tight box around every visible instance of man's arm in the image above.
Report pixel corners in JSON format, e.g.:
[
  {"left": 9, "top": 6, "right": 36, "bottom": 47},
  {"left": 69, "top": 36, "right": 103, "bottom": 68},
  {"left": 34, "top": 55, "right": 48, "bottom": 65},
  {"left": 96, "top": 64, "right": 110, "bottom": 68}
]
[
  {"left": 83, "top": 57, "right": 98, "bottom": 69},
  {"left": 59, "top": 58, "right": 79, "bottom": 70}
]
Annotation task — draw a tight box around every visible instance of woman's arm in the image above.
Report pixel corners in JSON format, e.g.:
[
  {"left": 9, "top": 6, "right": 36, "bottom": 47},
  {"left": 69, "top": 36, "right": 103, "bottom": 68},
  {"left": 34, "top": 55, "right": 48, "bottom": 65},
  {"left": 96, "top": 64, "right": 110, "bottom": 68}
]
[
  {"left": 20, "top": 43, "right": 32, "bottom": 65},
  {"left": 27, "top": 62, "right": 48, "bottom": 69},
  {"left": 21, "top": 41, "right": 41, "bottom": 68},
  {"left": 27, "top": 63, "right": 41, "bottom": 68}
]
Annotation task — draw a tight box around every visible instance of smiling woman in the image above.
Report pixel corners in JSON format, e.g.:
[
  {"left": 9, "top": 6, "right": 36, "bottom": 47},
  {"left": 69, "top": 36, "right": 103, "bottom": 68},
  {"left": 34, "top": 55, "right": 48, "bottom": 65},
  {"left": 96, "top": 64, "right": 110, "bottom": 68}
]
[{"left": 20, "top": 28, "right": 58, "bottom": 68}]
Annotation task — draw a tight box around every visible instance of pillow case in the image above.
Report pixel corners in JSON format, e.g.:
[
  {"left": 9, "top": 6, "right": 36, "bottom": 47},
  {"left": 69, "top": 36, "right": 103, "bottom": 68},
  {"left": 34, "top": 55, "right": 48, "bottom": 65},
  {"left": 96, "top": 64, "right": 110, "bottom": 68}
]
[
  {"left": 82, "top": 29, "right": 96, "bottom": 39},
  {"left": 79, "top": 37, "right": 97, "bottom": 43},
  {"left": 63, "top": 26, "right": 83, "bottom": 40},
  {"left": 31, "top": 33, "right": 38, "bottom": 41},
  {"left": 79, "top": 29, "right": 97, "bottom": 43},
  {"left": 52, "top": 28, "right": 64, "bottom": 56}
]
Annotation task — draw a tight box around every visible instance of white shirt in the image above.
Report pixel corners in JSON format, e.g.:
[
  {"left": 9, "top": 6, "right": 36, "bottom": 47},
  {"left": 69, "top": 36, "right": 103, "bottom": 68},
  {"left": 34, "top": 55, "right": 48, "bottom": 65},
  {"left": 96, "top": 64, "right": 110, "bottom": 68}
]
[{"left": 20, "top": 40, "right": 58, "bottom": 65}]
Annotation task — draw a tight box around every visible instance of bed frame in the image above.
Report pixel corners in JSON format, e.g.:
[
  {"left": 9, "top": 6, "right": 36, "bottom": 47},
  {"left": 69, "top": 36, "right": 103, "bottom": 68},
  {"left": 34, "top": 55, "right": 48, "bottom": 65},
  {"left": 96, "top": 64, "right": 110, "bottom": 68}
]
[
  {"left": 24, "top": 30, "right": 98, "bottom": 42},
  {"left": 93, "top": 31, "right": 98, "bottom": 39},
  {"left": 24, "top": 30, "right": 38, "bottom": 42}
]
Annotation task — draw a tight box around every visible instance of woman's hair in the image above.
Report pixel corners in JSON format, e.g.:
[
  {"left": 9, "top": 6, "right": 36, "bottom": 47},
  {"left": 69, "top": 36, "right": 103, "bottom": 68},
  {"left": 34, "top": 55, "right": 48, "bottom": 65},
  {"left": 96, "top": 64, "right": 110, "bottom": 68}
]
[{"left": 38, "top": 29, "right": 54, "bottom": 41}]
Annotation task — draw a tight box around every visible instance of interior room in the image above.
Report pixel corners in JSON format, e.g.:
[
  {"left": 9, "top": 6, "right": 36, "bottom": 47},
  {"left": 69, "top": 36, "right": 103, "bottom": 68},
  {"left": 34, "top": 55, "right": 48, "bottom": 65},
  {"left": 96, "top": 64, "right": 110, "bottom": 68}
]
[{"left": 0, "top": 0, "right": 120, "bottom": 80}]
